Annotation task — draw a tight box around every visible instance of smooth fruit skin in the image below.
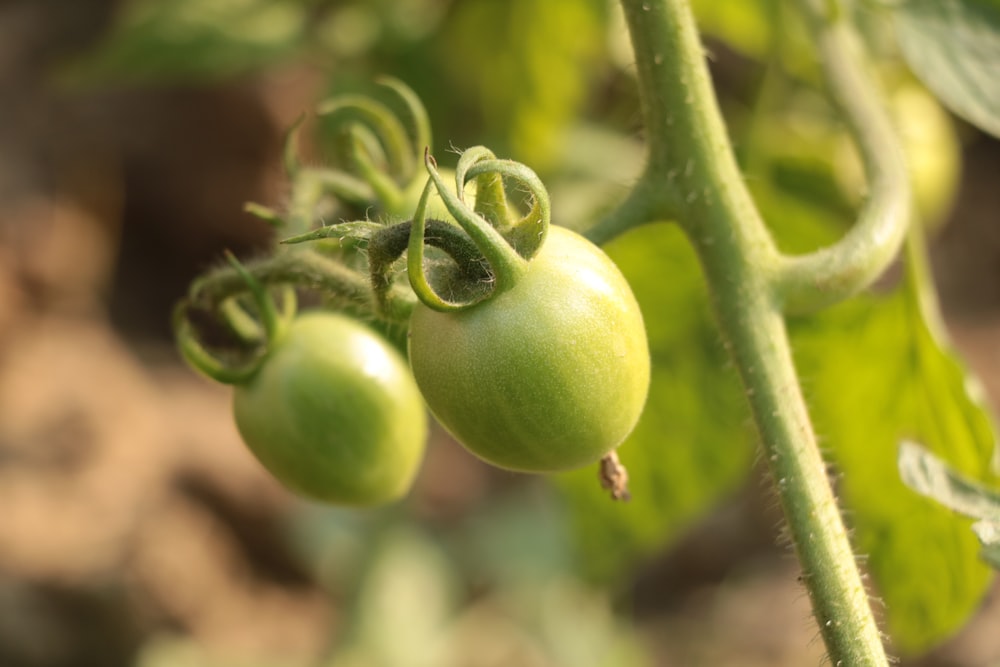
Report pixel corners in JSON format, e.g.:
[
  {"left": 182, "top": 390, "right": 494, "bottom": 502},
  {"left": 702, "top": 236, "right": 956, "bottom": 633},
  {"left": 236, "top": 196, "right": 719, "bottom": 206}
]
[
  {"left": 233, "top": 312, "right": 427, "bottom": 506},
  {"left": 408, "top": 225, "right": 650, "bottom": 472}
]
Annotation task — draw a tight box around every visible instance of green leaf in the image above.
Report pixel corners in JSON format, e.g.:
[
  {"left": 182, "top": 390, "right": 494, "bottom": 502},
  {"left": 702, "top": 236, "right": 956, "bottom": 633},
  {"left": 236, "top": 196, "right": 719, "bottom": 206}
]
[
  {"left": 60, "top": 0, "right": 306, "bottom": 84},
  {"left": 789, "top": 286, "right": 997, "bottom": 654},
  {"left": 689, "top": 0, "right": 822, "bottom": 80},
  {"left": 899, "top": 441, "right": 1000, "bottom": 570},
  {"left": 973, "top": 520, "right": 1000, "bottom": 568},
  {"left": 899, "top": 440, "right": 1000, "bottom": 520},
  {"left": 893, "top": 0, "right": 1000, "bottom": 139},
  {"left": 555, "top": 224, "right": 755, "bottom": 583},
  {"left": 337, "top": 527, "right": 456, "bottom": 667},
  {"left": 437, "top": 0, "right": 608, "bottom": 170}
]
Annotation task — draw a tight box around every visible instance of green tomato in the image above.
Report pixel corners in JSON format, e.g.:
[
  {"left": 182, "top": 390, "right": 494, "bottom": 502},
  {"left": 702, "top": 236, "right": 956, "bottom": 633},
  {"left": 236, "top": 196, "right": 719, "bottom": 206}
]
[
  {"left": 233, "top": 312, "right": 427, "bottom": 505},
  {"left": 407, "top": 225, "right": 650, "bottom": 472}
]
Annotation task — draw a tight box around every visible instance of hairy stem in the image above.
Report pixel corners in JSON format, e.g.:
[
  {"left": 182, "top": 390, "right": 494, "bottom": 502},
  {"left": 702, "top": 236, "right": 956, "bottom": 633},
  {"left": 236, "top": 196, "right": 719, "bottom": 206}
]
[
  {"left": 191, "top": 249, "right": 416, "bottom": 323},
  {"left": 618, "top": 0, "right": 889, "bottom": 663}
]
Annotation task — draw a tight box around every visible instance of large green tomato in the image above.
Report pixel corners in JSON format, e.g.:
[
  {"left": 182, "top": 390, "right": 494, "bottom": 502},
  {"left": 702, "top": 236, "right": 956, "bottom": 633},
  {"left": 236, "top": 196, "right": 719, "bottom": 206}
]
[
  {"left": 233, "top": 312, "right": 427, "bottom": 505},
  {"left": 407, "top": 225, "right": 650, "bottom": 472}
]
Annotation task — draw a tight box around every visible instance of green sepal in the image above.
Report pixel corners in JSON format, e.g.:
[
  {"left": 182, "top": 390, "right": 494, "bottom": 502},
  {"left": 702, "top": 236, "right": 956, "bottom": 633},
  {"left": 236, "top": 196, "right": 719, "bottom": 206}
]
[
  {"left": 317, "top": 94, "right": 415, "bottom": 183},
  {"left": 174, "top": 254, "right": 298, "bottom": 386},
  {"left": 423, "top": 150, "right": 528, "bottom": 295}
]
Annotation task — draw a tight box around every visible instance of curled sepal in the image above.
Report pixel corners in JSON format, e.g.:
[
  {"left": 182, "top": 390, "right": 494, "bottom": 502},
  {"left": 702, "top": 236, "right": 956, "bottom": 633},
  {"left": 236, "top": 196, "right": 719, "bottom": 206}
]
[
  {"left": 244, "top": 202, "right": 283, "bottom": 228},
  {"left": 451, "top": 147, "right": 551, "bottom": 261},
  {"left": 456, "top": 146, "right": 511, "bottom": 228},
  {"left": 219, "top": 283, "right": 299, "bottom": 344},
  {"left": 224, "top": 251, "right": 286, "bottom": 341},
  {"left": 407, "top": 180, "right": 480, "bottom": 312},
  {"left": 374, "top": 76, "right": 432, "bottom": 167},
  {"left": 282, "top": 113, "right": 306, "bottom": 178},
  {"left": 310, "top": 169, "right": 376, "bottom": 209},
  {"left": 219, "top": 297, "right": 266, "bottom": 343},
  {"left": 174, "top": 302, "right": 261, "bottom": 385},
  {"left": 282, "top": 220, "right": 383, "bottom": 247},
  {"left": 317, "top": 94, "right": 415, "bottom": 184},
  {"left": 467, "top": 157, "right": 550, "bottom": 261},
  {"left": 424, "top": 150, "right": 528, "bottom": 296},
  {"left": 343, "top": 125, "right": 406, "bottom": 214},
  {"left": 174, "top": 253, "right": 295, "bottom": 386},
  {"left": 361, "top": 217, "right": 490, "bottom": 317}
]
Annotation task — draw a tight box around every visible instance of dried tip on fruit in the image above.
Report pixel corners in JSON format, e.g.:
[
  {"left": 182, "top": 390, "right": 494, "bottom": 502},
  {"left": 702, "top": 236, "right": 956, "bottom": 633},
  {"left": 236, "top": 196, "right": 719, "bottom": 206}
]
[{"left": 599, "top": 451, "right": 631, "bottom": 502}]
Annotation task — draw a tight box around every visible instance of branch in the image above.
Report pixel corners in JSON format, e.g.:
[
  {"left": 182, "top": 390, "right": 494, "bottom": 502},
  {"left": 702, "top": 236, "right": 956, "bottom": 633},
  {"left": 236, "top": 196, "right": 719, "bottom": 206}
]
[
  {"left": 774, "top": 0, "right": 911, "bottom": 314},
  {"left": 617, "top": 0, "right": 890, "bottom": 663}
]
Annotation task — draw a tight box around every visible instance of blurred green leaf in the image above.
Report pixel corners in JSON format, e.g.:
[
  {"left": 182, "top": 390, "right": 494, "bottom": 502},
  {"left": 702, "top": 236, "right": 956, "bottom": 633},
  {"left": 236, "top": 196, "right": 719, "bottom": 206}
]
[
  {"left": 893, "top": 0, "right": 1000, "bottom": 139},
  {"left": 317, "top": 499, "right": 651, "bottom": 667},
  {"left": 691, "top": 0, "right": 775, "bottom": 60},
  {"left": 556, "top": 223, "right": 756, "bottom": 583},
  {"left": 459, "top": 489, "right": 576, "bottom": 584},
  {"left": 502, "top": 579, "right": 653, "bottom": 667},
  {"left": 332, "top": 526, "right": 456, "bottom": 667},
  {"left": 689, "top": 0, "right": 819, "bottom": 80},
  {"left": 789, "top": 285, "right": 997, "bottom": 654},
  {"left": 62, "top": 0, "right": 307, "bottom": 84},
  {"left": 973, "top": 520, "right": 1000, "bottom": 569},
  {"left": 437, "top": 0, "right": 607, "bottom": 170}
]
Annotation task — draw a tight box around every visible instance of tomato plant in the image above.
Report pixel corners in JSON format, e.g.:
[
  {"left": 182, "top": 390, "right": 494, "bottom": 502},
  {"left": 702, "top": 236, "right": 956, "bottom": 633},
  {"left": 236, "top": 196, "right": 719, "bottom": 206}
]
[{"left": 165, "top": 0, "right": 1000, "bottom": 663}]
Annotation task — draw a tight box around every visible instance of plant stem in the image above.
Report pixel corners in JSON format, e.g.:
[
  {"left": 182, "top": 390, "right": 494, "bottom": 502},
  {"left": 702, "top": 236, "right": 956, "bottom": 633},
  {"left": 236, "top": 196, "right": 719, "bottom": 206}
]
[
  {"left": 774, "top": 0, "right": 910, "bottom": 314},
  {"left": 190, "top": 249, "right": 416, "bottom": 323},
  {"left": 617, "top": 0, "right": 889, "bottom": 663}
]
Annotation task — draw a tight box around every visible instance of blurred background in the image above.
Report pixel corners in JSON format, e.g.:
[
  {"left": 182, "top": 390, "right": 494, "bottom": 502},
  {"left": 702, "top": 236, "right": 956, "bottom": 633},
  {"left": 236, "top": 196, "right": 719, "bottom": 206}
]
[{"left": 1, "top": 0, "right": 1000, "bottom": 665}]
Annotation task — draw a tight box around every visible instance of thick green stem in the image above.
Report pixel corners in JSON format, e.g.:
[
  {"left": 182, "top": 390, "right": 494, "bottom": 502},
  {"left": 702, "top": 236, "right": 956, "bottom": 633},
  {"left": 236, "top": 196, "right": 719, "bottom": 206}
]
[{"left": 619, "top": 0, "right": 889, "bottom": 663}]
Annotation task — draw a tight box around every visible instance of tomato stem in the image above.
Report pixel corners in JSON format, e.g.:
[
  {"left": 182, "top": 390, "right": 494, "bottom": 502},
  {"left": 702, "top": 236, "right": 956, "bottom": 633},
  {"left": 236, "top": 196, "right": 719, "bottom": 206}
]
[
  {"left": 191, "top": 248, "right": 416, "bottom": 324},
  {"left": 615, "top": 0, "right": 893, "bottom": 663}
]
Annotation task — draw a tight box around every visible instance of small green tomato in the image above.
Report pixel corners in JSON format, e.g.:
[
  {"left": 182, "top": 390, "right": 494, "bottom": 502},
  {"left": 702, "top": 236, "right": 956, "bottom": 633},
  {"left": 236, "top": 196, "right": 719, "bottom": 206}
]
[
  {"left": 407, "top": 225, "right": 650, "bottom": 472},
  {"left": 233, "top": 312, "right": 427, "bottom": 505}
]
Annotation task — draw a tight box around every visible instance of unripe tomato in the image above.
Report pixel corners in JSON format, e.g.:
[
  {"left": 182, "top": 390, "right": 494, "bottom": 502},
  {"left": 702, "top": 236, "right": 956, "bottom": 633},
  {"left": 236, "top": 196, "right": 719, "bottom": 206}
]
[
  {"left": 233, "top": 312, "right": 427, "bottom": 505},
  {"left": 407, "top": 225, "right": 650, "bottom": 472}
]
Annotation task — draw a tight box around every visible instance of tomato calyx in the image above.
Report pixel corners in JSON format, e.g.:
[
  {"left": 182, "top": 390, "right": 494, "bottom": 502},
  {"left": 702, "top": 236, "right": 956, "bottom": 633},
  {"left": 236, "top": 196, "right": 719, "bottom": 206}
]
[
  {"left": 311, "top": 77, "right": 433, "bottom": 220},
  {"left": 406, "top": 147, "right": 552, "bottom": 312},
  {"left": 174, "top": 251, "right": 296, "bottom": 385}
]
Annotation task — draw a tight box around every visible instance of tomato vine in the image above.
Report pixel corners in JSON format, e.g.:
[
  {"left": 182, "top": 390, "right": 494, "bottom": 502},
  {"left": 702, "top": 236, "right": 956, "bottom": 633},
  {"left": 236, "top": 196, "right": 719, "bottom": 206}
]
[{"left": 171, "top": 0, "right": 929, "bottom": 662}]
